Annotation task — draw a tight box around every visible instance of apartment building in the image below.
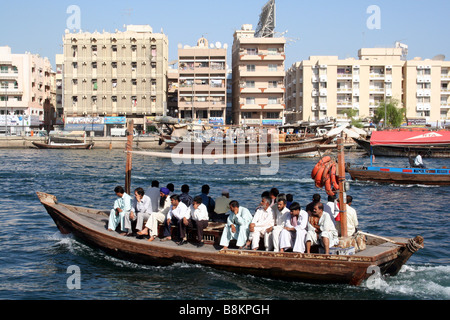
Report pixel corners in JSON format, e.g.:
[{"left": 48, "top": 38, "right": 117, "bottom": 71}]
[
  {"left": 62, "top": 25, "right": 168, "bottom": 133},
  {"left": 232, "top": 24, "right": 286, "bottom": 126},
  {"left": 167, "top": 67, "right": 179, "bottom": 118},
  {"left": 403, "top": 59, "right": 450, "bottom": 123},
  {"left": 55, "top": 54, "right": 64, "bottom": 129},
  {"left": 286, "top": 47, "right": 450, "bottom": 125},
  {"left": 0, "top": 46, "right": 54, "bottom": 134},
  {"left": 178, "top": 37, "right": 227, "bottom": 125}
]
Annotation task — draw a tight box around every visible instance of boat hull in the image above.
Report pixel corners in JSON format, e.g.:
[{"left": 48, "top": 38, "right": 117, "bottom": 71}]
[
  {"left": 348, "top": 166, "right": 450, "bottom": 185},
  {"left": 32, "top": 142, "right": 94, "bottom": 150},
  {"left": 37, "top": 192, "right": 423, "bottom": 286}
]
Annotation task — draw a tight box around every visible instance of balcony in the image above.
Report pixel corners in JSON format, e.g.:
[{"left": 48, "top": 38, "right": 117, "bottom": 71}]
[
  {"left": 369, "top": 73, "right": 385, "bottom": 80},
  {"left": 441, "top": 88, "right": 450, "bottom": 95}
]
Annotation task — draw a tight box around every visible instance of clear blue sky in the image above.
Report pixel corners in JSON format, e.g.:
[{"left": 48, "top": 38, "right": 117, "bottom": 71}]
[{"left": 1, "top": 0, "right": 449, "bottom": 69}]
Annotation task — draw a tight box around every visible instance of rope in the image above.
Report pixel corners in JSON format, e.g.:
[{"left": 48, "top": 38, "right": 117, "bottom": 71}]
[{"left": 406, "top": 237, "right": 424, "bottom": 253}]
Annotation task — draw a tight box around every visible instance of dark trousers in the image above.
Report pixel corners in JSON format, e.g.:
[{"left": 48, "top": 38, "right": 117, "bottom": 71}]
[
  {"left": 191, "top": 219, "right": 209, "bottom": 242},
  {"left": 163, "top": 216, "right": 187, "bottom": 240}
]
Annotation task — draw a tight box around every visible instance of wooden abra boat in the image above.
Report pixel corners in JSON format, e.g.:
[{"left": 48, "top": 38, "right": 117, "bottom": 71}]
[
  {"left": 36, "top": 121, "right": 424, "bottom": 286},
  {"left": 347, "top": 165, "right": 450, "bottom": 186},
  {"left": 32, "top": 141, "right": 94, "bottom": 150},
  {"left": 37, "top": 192, "right": 423, "bottom": 286}
]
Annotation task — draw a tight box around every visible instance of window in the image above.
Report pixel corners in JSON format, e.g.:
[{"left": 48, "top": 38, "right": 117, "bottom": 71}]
[
  {"left": 247, "top": 65, "right": 256, "bottom": 72},
  {"left": 112, "top": 96, "right": 117, "bottom": 102},
  {"left": 268, "top": 81, "right": 277, "bottom": 88},
  {"left": 268, "top": 48, "right": 278, "bottom": 55},
  {"left": 246, "top": 97, "right": 255, "bottom": 104},
  {"left": 246, "top": 81, "right": 255, "bottom": 88},
  {"left": 1, "top": 66, "right": 8, "bottom": 73},
  {"left": 112, "top": 79, "right": 117, "bottom": 88},
  {"left": 92, "top": 62, "right": 97, "bottom": 69},
  {"left": 112, "top": 62, "right": 117, "bottom": 68},
  {"left": 268, "top": 64, "right": 277, "bottom": 72},
  {"left": 268, "top": 97, "right": 278, "bottom": 105},
  {"left": 247, "top": 48, "right": 258, "bottom": 55},
  {"left": 92, "top": 80, "right": 98, "bottom": 91},
  {"left": 242, "top": 112, "right": 252, "bottom": 119},
  {"left": 265, "top": 112, "right": 279, "bottom": 119},
  {"left": 112, "top": 45, "right": 117, "bottom": 52}
]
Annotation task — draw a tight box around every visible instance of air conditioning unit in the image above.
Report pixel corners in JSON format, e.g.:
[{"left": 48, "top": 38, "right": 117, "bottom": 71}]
[
  {"left": 320, "top": 65, "right": 327, "bottom": 68},
  {"left": 353, "top": 65, "right": 360, "bottom": 69}
]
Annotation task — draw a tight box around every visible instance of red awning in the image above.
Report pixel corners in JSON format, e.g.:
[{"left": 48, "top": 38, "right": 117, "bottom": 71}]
[{"left": 370, "top": 130, "right": 450, "bottom": 146}]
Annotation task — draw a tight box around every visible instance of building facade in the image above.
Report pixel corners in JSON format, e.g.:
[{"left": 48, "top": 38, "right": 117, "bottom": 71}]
[
  {"left": 232, "top": 24, "right": 286, "bottom": 126},
  {"left": 285, "top": 47, "right": 450, "bottom": 125},
  {"left": 62, "top": 25, "right": 168, "bottom": 134},
  {"left": 0, "top": 46, "right": 54, "bottom": 134},
  {"left": 178, "top": 37, "right": 227, "bottom": 125}
]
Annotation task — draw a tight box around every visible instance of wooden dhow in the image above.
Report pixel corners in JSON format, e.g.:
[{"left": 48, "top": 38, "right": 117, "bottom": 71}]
[{"left": 37, "top": 121, "right": 424, "bottom": 286}]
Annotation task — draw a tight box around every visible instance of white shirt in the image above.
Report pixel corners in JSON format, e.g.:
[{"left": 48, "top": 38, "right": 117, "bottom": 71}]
[
  {"left": 415, "top": 154, "right": 423, "bottom": 166},
  {"left": 131, "top": 195, "right": 152, "bottom": 215},
  {"left": 346, "top": 205, "right": 359, "bottom": 237},
  {"left": 190, "top": 203, "right": 209, "bottom": 221},
  {"left": 167, "top": 201, "right": 190, "bottom": 221},
  {"left": 274, "top": 207, "right": 290, "bottom": 227},
  {"left": 324, "top": 201, "right": 338, "bottom": 224},
  {"left": 252, "top": 206, "right": 274, "bottom": 229},
  {"left": 284, "top": 209, "right": 308, "bottom": 231}
]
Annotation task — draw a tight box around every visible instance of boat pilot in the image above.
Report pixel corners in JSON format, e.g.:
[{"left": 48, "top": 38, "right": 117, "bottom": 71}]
[
  {"left": 108, "top": 186, "right": 133, "bottom": 236},
  {"left": 414, "top": 151, "right": 426, "bottom": 169}
]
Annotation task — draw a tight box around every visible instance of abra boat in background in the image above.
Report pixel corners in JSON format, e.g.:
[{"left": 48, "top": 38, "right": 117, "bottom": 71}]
[
  {"left": 32, "top": 131, "right": 94, "bottom": 150},
  {"left": 347, "top": 164, "right": 450, "bottom": 186},
  {"left": 353, "top": 129, "right": 450, "bottom": 158}
]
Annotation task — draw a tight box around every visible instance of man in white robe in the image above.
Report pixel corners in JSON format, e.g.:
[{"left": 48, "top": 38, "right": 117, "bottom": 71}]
[
  {"left": 137, "top": 187, "right": 171, "bottom": 242},
  {"left": 108, "top": 186, "right": 133, "bottom": 235},
  {"left": 220, "top": 200, "right": 252, "bottom": 249},
  {"left": 264, "top": 197, "right": 290, "bottom": 252},
  {"left": 279, "top": 202, "right": 308, "bottom": 253},
  {"left": 246, "top": 196, "right": 274, "bottom": 250},
  {"left": 306, "top": 202, "right": 339, "bottom": 255},
  {"left": 344, "top": 195, "right": 359, "bottom": 237}
]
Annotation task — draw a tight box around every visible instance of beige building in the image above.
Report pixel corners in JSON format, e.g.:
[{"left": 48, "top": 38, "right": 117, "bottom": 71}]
[
  {"left": 0, "top": 46, "right": 55, "bottom": 134},
  {"left": 62, "top": 25, "right": 169, "bottom": 133},
  {"left": 286, "top": 47, "right": 450, "bottom": 125},
  {"left": 232, "top": 24, "right": 286, "bottom": 126},
  {"left": 178, "top": 37, "right": 227, "bottom": 125}
]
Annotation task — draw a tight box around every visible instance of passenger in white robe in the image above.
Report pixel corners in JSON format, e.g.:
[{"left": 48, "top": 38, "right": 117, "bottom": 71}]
[
  {"left": 344, "top": 195, "right": 359, "bottom": 237},
  {"left": 124, "top": 187, "right": 152, "bottom": 233},
  {"left": 137, "top": 187, "right": 171, "bottom": 242},
  {"left": 145, "top": 180, "right": 161, "bottom": 213},
  {"left": 279, "top": 202, "right": 308, "bottom": 253},
  {"left": 306, "top": 202, "right": 339, "bottom": 255},
  {"left": 220, "top": 200, "right": 253, "bottom": 249},
  {"left": 108, "top": 186, "right": 133, "bottom": 235},
  {"left": 264, "top": 197, "right": 290, "bottom": 252},
  {"left": 246, "top": 196, "right": 274, "bottom": 250}
]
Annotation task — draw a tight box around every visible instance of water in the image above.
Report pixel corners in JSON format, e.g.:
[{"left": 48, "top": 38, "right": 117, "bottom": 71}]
[{"left": 0, "top": 149, "right": 448, "bottom": 300}]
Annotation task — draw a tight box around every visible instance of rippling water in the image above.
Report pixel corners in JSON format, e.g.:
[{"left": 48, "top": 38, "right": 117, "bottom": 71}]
[{"left": 0, "top": 149, "right": 448, "bottom": 300}]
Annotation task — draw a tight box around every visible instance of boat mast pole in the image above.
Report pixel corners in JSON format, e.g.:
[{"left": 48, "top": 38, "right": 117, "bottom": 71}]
[
  {"left": 337, "top": 136, "right": 348, "bottom": 238},
  {"left": 125, "top": 120, "right": 134, "bottom": 195}
]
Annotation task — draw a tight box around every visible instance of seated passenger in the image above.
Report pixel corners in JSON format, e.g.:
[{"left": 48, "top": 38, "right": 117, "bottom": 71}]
[
  {"left": 137, "top": 187, "right": 171, "bottom": 242},
  {"left": 246, "top": 196, "right": 274, "bottom": 250},
  {"left": 220, "top": 200, "right": 253, "bottom": 250},
  {"left": 279, "top": 202, "right": 308, "bottom": 253},
  {"left": 108, "top": 186, "right": 133, "bottom": 236},
  {"left": 188, "top": 196, "right": 210, "bottom": 247},
  {"left": 306, "top": 202, "right": 339, "bottom": 255},
  {"left": 124, "top": 187, "right": 152, "bottom": 235},
  {"left": 264, "top": 196, "right": 290, "bottom": 252},
  {"left": 162, "top": 194, "right": 191, "bottom": 245}
]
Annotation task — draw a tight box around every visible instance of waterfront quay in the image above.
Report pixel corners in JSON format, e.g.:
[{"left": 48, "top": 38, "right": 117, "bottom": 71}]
[{"left": 0, "top": 135, "right": 164, "bottom": 150}]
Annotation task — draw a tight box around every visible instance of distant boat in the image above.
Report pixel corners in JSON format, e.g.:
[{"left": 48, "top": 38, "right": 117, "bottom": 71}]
[
  {"left": 347, "top": 165, "right": 450, "bottom": 186},
  {"left": 353, "top": 129, "right": 450, "bottom": 158},
  {"left": 32, "top": 131, "right": 94, "bottom": 150}
]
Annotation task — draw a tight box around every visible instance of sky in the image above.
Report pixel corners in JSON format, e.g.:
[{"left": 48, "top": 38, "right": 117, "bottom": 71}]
[{"left": 1, "top": 0, "right": 449, "bottom": 69}]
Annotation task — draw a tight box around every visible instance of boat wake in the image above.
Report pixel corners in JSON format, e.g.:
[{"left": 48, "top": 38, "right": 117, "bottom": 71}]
[{"left": 364, "top": 264, "right": 450, "bottom": 299}]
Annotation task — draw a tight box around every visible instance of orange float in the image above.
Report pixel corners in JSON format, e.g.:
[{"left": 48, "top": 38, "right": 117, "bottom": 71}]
[
  {"left": 311, "top": 156, "right": 331, "bottom": 179},
  {"left": 330, "top": 162, "right": 339, "bottom": 190}
]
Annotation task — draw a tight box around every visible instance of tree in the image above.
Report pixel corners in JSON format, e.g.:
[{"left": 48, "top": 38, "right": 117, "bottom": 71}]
[
  {"left": 343, "top": 108, "right": 364, "bottom": 128},
  {"left": 372, "top": 99, "right": 405, "bottom": 128}
]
